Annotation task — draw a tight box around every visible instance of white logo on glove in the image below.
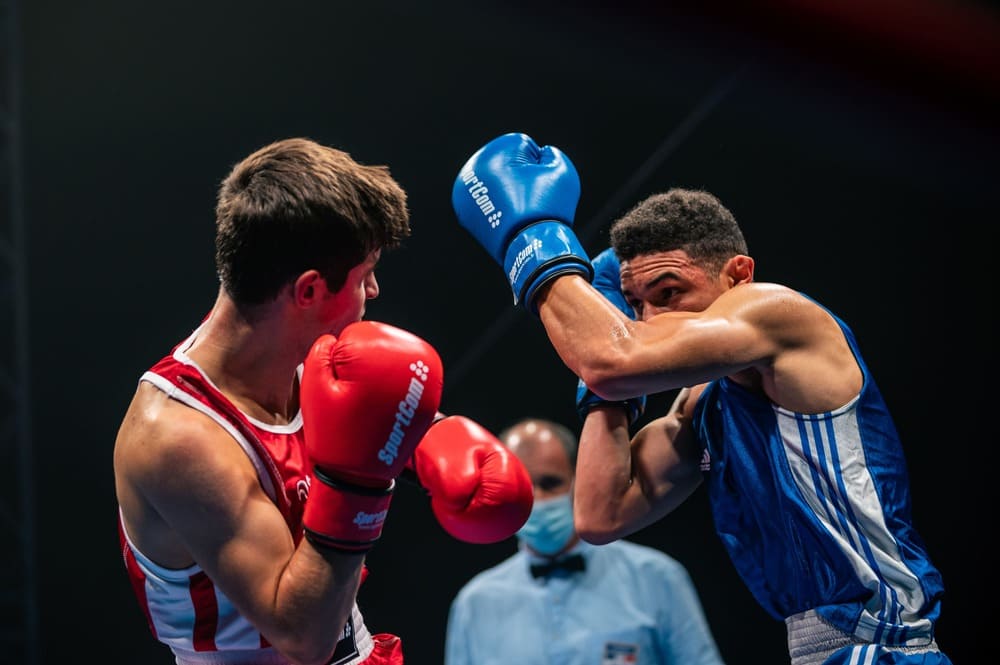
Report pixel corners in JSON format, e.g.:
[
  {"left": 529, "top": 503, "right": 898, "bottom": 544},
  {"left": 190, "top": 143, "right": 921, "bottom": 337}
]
[
  {"left": 507, "top": 238, "right": 543, "bottom": 284},
  {"left": 377, "top": 362, "right": 429, "bottom": 466},
  {"left": 459, "top": 168, "right": 502, "bottom": 228},
  {"left": 410, "top": 360, "right": 429, "bottom": 380},
  {"left": 353, "top": 509, "right": 389, "bottom": 529}
]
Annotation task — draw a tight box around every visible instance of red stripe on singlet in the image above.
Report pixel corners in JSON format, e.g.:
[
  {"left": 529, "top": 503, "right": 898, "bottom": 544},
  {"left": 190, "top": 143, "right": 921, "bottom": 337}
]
[
  {"left": 119, "top": 519, "right": 158, "bottom": 639},
  {"left": 189, "top": 571, "right": 219, "bottom": 651}
]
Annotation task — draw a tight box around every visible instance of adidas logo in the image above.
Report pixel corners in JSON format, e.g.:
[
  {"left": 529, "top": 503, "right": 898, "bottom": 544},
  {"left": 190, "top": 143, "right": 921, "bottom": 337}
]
[{"left": 699, "top": 448, "right": 711, "bottom": 472}]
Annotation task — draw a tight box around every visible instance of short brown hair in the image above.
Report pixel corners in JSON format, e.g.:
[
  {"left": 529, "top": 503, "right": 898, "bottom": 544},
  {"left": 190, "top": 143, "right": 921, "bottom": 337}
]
[{"left": 214, "top": 137, "right": 410, "bottom": 305}]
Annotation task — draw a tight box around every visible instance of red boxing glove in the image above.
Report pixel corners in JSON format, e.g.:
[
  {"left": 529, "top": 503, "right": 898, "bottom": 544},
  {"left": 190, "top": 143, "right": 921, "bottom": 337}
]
[
  {"left": 409, "top": 415, "right": 533, "bottom": 544},
  {"left": 301, "top": 321, "right": 443, "bottom": 552}
]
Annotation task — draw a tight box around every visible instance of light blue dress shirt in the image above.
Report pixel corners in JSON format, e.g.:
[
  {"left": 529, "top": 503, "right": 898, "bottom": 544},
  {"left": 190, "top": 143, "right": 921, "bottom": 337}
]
[{"left": 445, "top": 539, "right": 725, "bottom": 665}]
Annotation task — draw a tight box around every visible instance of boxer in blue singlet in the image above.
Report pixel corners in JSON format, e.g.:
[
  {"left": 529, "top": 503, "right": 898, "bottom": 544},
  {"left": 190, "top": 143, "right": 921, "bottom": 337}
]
[{"left": 449, "top": 132, "right": 952, "bottom": 665}]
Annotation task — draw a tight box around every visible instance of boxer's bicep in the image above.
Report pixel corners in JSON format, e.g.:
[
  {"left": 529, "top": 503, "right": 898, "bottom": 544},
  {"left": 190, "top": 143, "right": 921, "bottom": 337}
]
[{"left": 630, "top": 391, "right": 705, "bottom": 527}]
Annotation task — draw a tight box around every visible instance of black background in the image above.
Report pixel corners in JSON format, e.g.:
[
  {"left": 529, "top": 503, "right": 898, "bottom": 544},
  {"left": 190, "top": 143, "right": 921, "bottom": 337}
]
[{"left": 20, "top": 1, "right": 997, "bottom": 663}]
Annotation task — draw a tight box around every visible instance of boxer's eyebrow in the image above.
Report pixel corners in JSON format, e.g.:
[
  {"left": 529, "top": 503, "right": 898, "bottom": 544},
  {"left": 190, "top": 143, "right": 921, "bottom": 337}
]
[{"left": 623, "top": 271, "right": 679, "bottom": 300}]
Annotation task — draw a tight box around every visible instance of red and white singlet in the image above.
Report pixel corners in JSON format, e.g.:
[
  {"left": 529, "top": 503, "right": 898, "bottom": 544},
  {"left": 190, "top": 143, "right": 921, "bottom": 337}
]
[{"left": 117, "top": 326, "right": 387, "bottom": 665}]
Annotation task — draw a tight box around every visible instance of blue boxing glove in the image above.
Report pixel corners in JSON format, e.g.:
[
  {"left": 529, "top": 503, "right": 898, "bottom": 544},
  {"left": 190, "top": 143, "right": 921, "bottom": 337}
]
[
  {"left": 452, "top": 132, "right": 593, "bottom": 312},
  {"left": 575, "top": 248, "right": 647, "bottom": 425},
  {"left": 590, "top": 246, "right": 634, "bottom": 317}
]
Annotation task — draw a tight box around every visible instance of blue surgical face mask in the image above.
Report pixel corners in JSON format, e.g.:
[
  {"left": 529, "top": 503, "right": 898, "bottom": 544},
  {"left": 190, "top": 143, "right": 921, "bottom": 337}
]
[{"left": 516, "top": 492, "right": 575, "bottom": 556}]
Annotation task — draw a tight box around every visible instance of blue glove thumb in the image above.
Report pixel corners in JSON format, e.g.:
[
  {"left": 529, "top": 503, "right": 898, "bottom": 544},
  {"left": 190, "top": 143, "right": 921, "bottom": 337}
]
[
  {"left": 591, "top": 247, "right": 634, "bottom": 317},
  {"left": 575, "top": 247, "right": 646, "bottom": 424}
]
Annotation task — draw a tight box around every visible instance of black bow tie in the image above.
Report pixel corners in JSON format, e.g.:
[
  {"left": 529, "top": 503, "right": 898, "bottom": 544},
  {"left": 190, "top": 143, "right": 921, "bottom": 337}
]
[{"left": 530, "top": 553, "right": 586, "bottom": 579}]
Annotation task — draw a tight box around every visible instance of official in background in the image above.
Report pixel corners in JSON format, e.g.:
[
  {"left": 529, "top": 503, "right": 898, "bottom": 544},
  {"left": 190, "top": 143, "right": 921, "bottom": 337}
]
[{"left": 445, "top": 417, "right": 725, "bottom": 665}]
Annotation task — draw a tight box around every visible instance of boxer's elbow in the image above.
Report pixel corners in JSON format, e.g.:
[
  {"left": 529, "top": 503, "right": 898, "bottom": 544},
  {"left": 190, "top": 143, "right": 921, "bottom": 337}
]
[
  {"left": 576, "top": 524, "right": 618, "bottom": 546},
  {"left": 268, "top": 624, "right": 345, "bottom": 665},
  {"left": 577, "top": 355, "right": 634, "bottom": 402},
  {"left": 573, "top": 505, "right": 623, "bottom": 546}
]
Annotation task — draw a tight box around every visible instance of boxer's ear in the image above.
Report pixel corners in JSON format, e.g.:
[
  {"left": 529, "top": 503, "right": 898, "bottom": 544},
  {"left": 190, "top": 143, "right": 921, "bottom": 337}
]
[{"left": 722, "top": 254, "right": 754, "bottom": 286}]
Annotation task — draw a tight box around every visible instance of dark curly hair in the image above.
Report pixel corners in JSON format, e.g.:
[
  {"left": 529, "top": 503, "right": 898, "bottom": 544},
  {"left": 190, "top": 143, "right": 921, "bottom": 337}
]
[{"left": 610, "top": 188, "right": 747, "bottom": 274}]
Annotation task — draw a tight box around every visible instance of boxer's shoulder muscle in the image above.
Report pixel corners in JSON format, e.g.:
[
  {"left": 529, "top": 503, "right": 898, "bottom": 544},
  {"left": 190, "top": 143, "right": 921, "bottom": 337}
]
[
  {"left": 117, "top": 382, "right": 247, "bottom": 480},
  {"left": 115, "top": 381, "right": 261, "bottom": 568}
]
